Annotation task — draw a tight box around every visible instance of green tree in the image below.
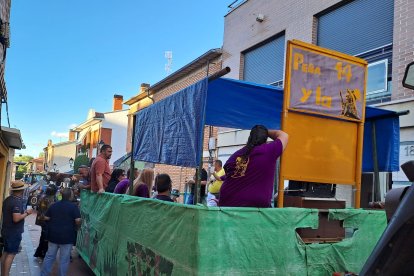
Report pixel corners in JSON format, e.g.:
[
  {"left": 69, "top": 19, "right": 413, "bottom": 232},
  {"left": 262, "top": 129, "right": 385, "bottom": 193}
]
[
  {"left": 74, "top": 155, "right": 90, "bottom": 173},
  {"left": 14, "top": 155, "right": 34, "bottom": 180}
]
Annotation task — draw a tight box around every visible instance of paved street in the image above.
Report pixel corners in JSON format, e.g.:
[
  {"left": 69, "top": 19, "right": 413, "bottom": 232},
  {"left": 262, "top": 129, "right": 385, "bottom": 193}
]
[{"left": 8, "top": 211, "right": 94, "bottom": 276}]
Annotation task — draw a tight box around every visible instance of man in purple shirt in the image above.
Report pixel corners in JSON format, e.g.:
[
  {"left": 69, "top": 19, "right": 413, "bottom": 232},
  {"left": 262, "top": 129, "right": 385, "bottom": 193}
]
[{"left": 219, "top": 125, "right": 288, "bottom": 208}]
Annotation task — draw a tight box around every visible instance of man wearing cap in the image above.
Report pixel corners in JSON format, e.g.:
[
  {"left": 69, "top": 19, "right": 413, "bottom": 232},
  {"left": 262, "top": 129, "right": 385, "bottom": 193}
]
[{"left": 1, "top": 180, "right": 33, "bottom": 276}]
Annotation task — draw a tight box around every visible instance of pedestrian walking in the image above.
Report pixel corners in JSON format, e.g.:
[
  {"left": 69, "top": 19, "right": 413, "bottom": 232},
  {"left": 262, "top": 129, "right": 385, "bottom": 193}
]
[
  {"left": 33, "top": 184, "right": 57, "bottom": 259},
  {"left": 40, "top": 188, "right": 81, "bottom": 276},
  {"left": 1, "top": 180, "right": 33, "bottom": 276}
]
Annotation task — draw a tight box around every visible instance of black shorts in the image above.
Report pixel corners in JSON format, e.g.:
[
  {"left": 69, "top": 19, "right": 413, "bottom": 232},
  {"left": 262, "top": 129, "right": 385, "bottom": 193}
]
[{"left": 3, "top": 232, "right": 22, "bottom": 254}]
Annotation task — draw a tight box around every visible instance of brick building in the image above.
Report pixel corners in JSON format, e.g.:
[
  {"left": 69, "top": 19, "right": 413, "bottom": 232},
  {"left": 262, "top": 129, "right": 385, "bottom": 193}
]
[
  {"left": 124, "top": 49, "right": 222, "bottom": 195},
  {"left": 218, "top": 0, "right": 414, "bottom": 202}
]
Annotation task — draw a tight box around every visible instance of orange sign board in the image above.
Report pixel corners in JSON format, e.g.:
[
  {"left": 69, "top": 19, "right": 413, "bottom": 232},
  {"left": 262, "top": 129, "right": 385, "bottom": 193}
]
[
  {"left": 288, "top": 45, "right": 366, "bottom": 121},
  {"left": 278, "top": 40, "right": 367, "bottom": 208}
]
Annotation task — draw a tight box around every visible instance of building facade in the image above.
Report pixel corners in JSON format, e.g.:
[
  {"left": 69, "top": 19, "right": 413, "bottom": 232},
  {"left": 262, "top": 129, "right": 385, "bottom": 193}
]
[
  {"left": 0, "top": 0, "right": 25, "bottom": 214},
  {"left": 219, "top": 0, "right": 414, "bottom": 195},
  {"left": 28, "top": 157, "right": 44, "bottom": 173},
  {"left": 125, "top": 49, "right": 223, "bottom": 195},
  {"left": 70, "top": 95, "right": 128, "bottom": 167},
  {"left": 43, "top": 140, "right": 76, "bottom": 173}
]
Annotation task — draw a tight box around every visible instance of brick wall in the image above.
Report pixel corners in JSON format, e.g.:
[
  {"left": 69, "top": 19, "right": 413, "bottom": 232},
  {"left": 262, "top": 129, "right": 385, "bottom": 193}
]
[
  {"left": 224, "top": 0, "right": 414, "bottom": 102},
  {"left": 392, "top": 0, "right": 414, "bottom": 101},
  {"left": 152, "top": 60, "right": 222, "bottom": 102},
  {"left": 154, "top": 126, "right": 218, "bottom": 202},
  {"left": 222, "top": 0, "right": 341, "bottom": 80},
  {"left": 151, "top": 57, "right": 222, "bottom": 197}
]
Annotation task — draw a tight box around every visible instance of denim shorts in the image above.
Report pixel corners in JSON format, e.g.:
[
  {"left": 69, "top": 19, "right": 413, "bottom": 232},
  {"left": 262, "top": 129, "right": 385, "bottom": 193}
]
[{"left": 3, "top": 232, "right": 22, "bottom": 254}]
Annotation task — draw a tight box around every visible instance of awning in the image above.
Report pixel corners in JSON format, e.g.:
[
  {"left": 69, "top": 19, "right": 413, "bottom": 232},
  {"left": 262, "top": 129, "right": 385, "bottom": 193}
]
[
  {"left": 133, "top": 78, "right": 400, "bottom": 172},
  {"left": 75, "top": 127, "right": 91, "bottom": 145},
  {"left": 205, "top": 78, "right": 283, "bottom": 129},
  {"left": 1, "top": 127, "right": 24, "bottom": 149}
]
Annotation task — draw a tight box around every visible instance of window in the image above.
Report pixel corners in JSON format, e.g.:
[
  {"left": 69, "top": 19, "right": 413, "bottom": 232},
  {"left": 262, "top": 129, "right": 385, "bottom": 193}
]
[
  {"left": 243, "top": 33, "right": 285, "bottom": 85},
  {"left": 317, "top": 0, "right": 394, "bottom": 101},
  {"left": 357, "top": 44, "right": 392, "bottom": 100},
  {"left": 367, "top": 59, "right": 388, "bottom": 95},
  {"left": 317, "top": 0, "right": 393, "bottom": 56}
]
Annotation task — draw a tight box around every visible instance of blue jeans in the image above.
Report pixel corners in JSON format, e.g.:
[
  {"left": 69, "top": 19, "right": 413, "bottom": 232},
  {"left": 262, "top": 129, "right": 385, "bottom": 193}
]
[{"left": 41, "top": 242, "right": 72, "bottom": 276}]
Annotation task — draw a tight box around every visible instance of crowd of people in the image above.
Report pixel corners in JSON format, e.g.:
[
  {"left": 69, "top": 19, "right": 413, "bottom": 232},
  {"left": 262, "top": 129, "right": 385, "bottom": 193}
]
[
  {"left": 0, "top": 125, "right": 288, "bottom": 275},
  {"left": 82, "top": 125, "right": 289, "bottom": 209},
  {"left": 1, "top": 181, "right": 80, "bottom": 276}
]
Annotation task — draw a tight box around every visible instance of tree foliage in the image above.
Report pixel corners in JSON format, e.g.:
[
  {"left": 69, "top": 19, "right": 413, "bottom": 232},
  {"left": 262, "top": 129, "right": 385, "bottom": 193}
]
[
  {"left": 14, "top": 155, "right": 34, "bottom": 180},
  {"left": 74, "top": 155, "right": 90, "bottom": 173},
  {"left": 14, "top": 155, "right": 34, "bottom": 163}
]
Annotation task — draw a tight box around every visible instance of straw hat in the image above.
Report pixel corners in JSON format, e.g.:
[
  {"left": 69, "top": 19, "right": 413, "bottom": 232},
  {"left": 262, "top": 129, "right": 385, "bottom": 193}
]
[{"left": 10, "top": 180, "right": 29, "bottom": 191}]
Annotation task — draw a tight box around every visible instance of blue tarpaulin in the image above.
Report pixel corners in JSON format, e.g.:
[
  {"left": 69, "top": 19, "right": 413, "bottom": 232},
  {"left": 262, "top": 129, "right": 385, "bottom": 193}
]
[
  {"left": 133, "top": 78, "right": 400, "bottom": 171},
  {"left": 363, "top": 106, "right": 400, "bottom": 172},
  {"left": 133, "top": 78, "right": 208, "bottom": 167},
  {"left": 206, "top": 78, "right": 284, "bottom": 130}
]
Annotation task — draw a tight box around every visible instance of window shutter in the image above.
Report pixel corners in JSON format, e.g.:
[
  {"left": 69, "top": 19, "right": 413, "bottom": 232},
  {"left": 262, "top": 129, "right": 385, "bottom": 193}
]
[
  {"left": 317, "top": 0, "right": 393, "bottom": 55},
  {"left": 243, "top": 34, "right": 285, "bottom": 84}
]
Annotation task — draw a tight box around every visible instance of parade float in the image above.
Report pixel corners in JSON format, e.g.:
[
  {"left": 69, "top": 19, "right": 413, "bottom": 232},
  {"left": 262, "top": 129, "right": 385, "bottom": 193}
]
[{"left": 77, "top": 40, "right": 405, "bottom": 275}]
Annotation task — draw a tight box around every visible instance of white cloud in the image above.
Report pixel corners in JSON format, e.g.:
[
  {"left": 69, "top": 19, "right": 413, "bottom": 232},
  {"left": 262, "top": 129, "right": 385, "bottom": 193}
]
[
  {"left": 68, "top": 123, "right": 77, "bottom": 129},
  {"left": 32, "top": 142, "right": 44, "bottom": 147},
  {"left": 51, "top": 131, "right": 69, "bottom": 138}
]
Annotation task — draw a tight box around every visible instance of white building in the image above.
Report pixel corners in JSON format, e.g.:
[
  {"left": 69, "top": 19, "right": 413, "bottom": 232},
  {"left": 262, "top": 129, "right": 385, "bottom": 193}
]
[{"left": 70, "top": 95, "right": 128, "bottom": 167}]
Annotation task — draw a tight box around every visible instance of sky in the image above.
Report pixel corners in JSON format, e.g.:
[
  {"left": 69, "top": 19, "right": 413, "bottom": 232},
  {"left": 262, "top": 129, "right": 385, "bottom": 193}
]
[{"left": 3, "top": 0, "right": 230, "bottom": 157}]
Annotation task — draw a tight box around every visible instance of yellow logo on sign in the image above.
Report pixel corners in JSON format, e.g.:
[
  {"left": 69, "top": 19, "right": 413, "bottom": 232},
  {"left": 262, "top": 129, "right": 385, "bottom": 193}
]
[{"left": 293, "top": 53, "right": 321, "bottom": 75}]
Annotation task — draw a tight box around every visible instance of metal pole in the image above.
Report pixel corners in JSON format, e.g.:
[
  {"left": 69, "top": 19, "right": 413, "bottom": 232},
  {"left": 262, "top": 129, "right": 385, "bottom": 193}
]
[
  {"left": 371, "top": 121, "right": 380, "bottom": 202},
  {"left": 194, "top": 167, "right": 199, "bottom": 204},
  {"left": 208, "top": 67, "right": 230, "bottom": 82},
  {"left": 128, "top": 114, "right": 136, "bottom": 195},
  {"left": 354, "top": 122, "right": 364, "bottom": 209}
]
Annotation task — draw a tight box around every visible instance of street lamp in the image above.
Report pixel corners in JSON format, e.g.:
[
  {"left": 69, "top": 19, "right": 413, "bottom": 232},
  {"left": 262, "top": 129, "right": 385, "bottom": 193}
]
[
  {"left": 98, "top": 139, "right": 105, "bottom": 152},
  {"left": 53, "top": 163, "right": 57, "bottom": 172},
  {"left": 98, "top": 139, "right": 105, "bottom": 148},
  {"left": 69, "top": 157, "right": 74, "bottom": 168}
]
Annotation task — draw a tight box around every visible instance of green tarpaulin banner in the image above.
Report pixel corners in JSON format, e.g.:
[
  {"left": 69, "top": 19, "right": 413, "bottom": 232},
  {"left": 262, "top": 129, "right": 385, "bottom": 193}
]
[{"left": 77, "top": 192, "right": 386, "bottom": 275}]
